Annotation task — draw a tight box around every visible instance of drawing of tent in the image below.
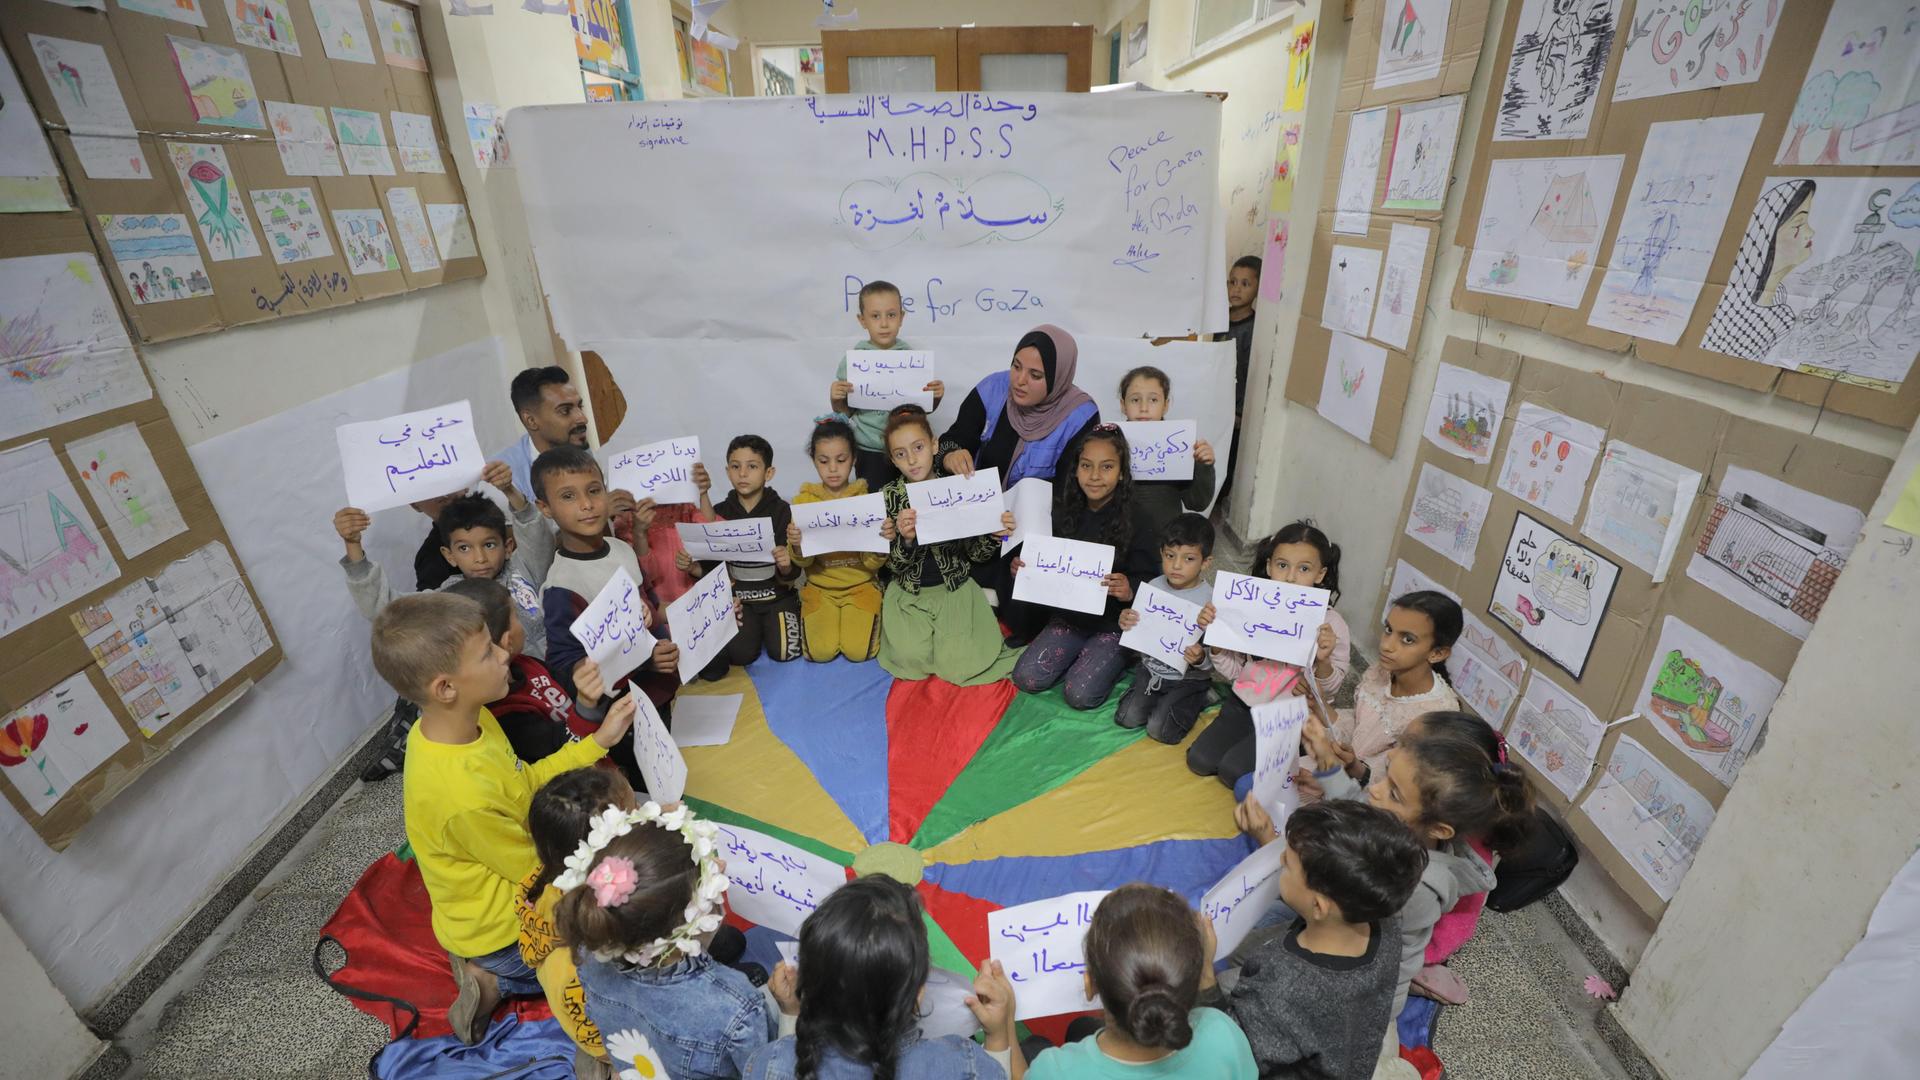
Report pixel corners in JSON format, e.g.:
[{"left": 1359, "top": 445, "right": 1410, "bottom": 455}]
[{"left": 1530, "top": 171, "right": 1598, "bottom": 244}]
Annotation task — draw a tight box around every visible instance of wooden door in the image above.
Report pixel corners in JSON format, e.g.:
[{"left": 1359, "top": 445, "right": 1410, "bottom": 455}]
[
  {"left": 957, "top": 26, "right": 1096, "bottom": 92},
  {"left": 821, "top": 28, "right": 958, "bottom": 93}
]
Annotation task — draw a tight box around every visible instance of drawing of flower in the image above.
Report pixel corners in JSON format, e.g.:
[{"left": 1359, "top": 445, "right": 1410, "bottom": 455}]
[
  {"left": 0, "top": 712, "right": 55, "bottom": 799},
  {"left": 185, "top": 159, "right": 249, "bottom": 256},
  {"left": 604, "top": 1028, "right": 671, "bottom": 1079}
]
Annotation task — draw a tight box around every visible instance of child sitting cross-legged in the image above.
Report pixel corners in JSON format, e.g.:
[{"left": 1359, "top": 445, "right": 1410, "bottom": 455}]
[
  {"left": 1199, "top": 800, "right": 1428, "bottom": 1080},
  {"left": 374, "top": 592, "right": 637, "bottom": 1045},
  {"left": 1114, "top": 513, "right": 1216, "bottom": 744}
]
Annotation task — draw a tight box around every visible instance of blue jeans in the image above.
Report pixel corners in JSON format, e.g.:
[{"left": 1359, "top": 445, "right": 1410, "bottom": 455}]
[{"left": 467, "top": 941, "right": 542, "bottom": 996}]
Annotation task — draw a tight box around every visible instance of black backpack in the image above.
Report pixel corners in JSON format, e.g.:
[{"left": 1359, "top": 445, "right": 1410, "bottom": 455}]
[{"left": 1486, "top": 808, "right": 1579, "bottom": 913}]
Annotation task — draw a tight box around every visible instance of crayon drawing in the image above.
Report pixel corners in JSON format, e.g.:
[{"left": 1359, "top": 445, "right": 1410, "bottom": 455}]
[
  {"left": 65, "top": 423, "right": 188, "bottom": 559},
  {"left": 266, "top": 102, "right": 344, "bottom": 177},
  {"left": 1699, "top": 177, "right": 1920, "bottom": 390},
  {"left": 310, "top": 0, "right": 377, "bottom": 63},
  {"left": 464, "top": 103, "right": 513, "bottom": 168},
  {"left": 97, "top": 214, "right": 213, "bottom": 306},
  {"left": 118, "top": 0, "right": 206, "bottom": 26},
  {"left": 1775, "top": 0, "right": 1920, "bottom": 167},
  {"left": 331, "top": 208, "right": 400, "bottom": 275},
  {"left": 1334, "top": 107, "right": 1387, "bottom": 235},
  {"left": 1405, "top": 463, "right": 1491, "bottom": 569},
  {"left": 1611, "top": 0, "right": 1779, "bottom": 102},
  {"left": 227, "top": 0, "right": 301, "bottom": 56},
  {"left": 1315, "top": 333, "right": 1387, "bottom": 444},
  {"left": 1581, "top": 735, "right": 1714, "bottom": 901},
  {"left": 1634, "top": 616, "right": 1781, "bottom": 788},
  {"left": 1382, "top": 96, "right": 1464, "bottom": 211},
  {"left": 1507, "top": 670, "right": 1604, "bottom": 800},
  {"left": 1420, "top": 362, "right": 1511, "bottom": 465},
  {"left": 166, "top": 142, "right": 263, "bottom": 262},
  {"left": 1579, "top": 441, "right": 1698, "bottom": 582},
  {"left": 249, "top": 187, "right": 335, "bottom": 266},
  {"left": 1488, "top": 511, "right": 1620, "bottom": 679},
  {"left": 1685, "top": 466, "right": 1863, "bottom": 640},
  {"left": 1588, "top": 115, "right": 1763, "bottom": 344},
  {"left": 385, "top": 187, "right": 441, "bottom": 274},
  {"left": 1452, "top": 645, "right": 1520, "bottom": 728},
  {"left": 331, "top": 107, "right": 396, "bottom": 176},
  {"left": 372, "top": 0, "right": 429, "bottom": 71},
  {"left": 427, "top": 203, "right": 479, "bottom": 261},
  {"left": 167, "top": 37, "right": 264, "bottom": 129},
  {"left": 1495, "top": 0, "right": 1620, "bottom": 141},
  {"left": 0, "top": 253, "right": 152, "bottom": 443},
  {"left": 1466, "top": 155, "right": 1624, "bottom": 308},
  {"left": 0, "top": 441, "right": 121, "bottom": 641},
  {"left": 1460, "top": 614, "right": 1526, "bottom": 683},
  {"left": 1372, "top": 222, "right": 1430, "bottom": 351},
  {"left": 0, "top": 673, "right": 128, "bottom": 817},
  {"left": 1375, "top": 0, "right": 1453, "bottom": 89},
  {"left": 1322, "top": 245, "right": 1383, "bottom": 339},
  {"left": 1495, "top": 403, "right": 1603, "bottom": 524}
]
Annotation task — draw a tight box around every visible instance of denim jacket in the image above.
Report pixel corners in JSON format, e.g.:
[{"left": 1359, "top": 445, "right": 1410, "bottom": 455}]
[
  {"left": 744, "top": 1033, "right": 1007, "bottom": 1080},
  {"left": 576, "top": 952, "right": 775, "bottom": 1079}
]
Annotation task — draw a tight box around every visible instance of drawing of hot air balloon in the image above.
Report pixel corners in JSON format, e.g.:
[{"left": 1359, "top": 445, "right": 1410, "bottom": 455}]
[
  {"left": 0, "top": 711, "right": 55, "bottom": 801},
  {"left": 185, "top": 158, "right": 250, "bottom": 257}
]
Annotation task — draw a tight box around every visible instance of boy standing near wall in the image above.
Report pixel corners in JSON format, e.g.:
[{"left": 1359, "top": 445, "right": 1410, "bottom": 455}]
[{"left": 1214, "top": 255, "right": 1261, "bottom": 498}]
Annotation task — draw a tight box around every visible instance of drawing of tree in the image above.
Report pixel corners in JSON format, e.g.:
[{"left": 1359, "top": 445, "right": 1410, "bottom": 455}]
[
  {"left": 1819, "top": 72, "right": 1880, "bottom": 166},
  {"left": 1783, "top": 71, "right": 1835, "bottom": 165}
]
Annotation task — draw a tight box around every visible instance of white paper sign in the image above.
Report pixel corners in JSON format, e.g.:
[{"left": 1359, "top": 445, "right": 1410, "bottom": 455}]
[
  {"left": 716, "top": 821, "right": 847, "bottom": 936},
  {"left": 1001, "top": 476, "right": 1053, "bottom": 554},
  {"left": 667, "top": 564, "right": 737, "bottom": 682},
  {"left": 1201, "top": 841, "right": 1285, "bottom": 961},
  {"left": 989, "top": 891, "right": 1107, "bottom": 1020},
  {"left": 1013, "top": 536, "right": 1115, "bottom": 615},
  {"left": 1250, "top": 696, "right": 1306, "bottom": 826},
  {"left": 907, "top": 468, "right": 1004, "bottom": 544},
  {"left": 845, "top": 349, "right": 936, "bottom": 411},
  {"left": 335, "top": 400, "right": 484, "bottom": 512},
  {"left": 567, "top": 567, "right": 653, "bottom": 686},
  {"left": 677, "top": 519, "right": 775, "bottom": 562},
  {"left": 795, "top": 493, "right": 890, "bottom": 556},
  {"left": 607, "top": 436, "right": 702, "bottom": 504},
  {"left": 1116, "top": 420, "right": 1197, "bottom": 482},
  {"left": 631, "top": 693, "right": 688, "bottom": 804},
  {"left": 672, "top": 693, "right": 741, "bottom": 747},
  {"left": 1119, "top": 582, "right": 1203, "bottom": 673},
  {"left": 1204, "top": 572, "right": 1331, "bottom": 668}
]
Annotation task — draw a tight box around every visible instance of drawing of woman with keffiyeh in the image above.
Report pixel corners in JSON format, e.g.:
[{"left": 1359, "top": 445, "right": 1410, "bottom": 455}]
[{"left": 1700, "top": 180, "right": 1816, "bottom": 362}]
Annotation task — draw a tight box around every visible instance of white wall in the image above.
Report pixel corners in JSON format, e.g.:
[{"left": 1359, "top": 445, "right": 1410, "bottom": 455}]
[
  {"left": 0, "top": 916, "right": 102, "bottom": 1080},
  {"left": 730, "top": 0, "right": 1110, "bottom": 43}
]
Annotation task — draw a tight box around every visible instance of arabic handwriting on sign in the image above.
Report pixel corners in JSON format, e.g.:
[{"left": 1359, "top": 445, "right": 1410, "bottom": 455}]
[
  {"left": 382, "top": 442, "right": 461, "bottom": 491},
  {"left": 1243, "top": 620, "right": 1305, "bottom": 639},
  {"left": 807, "top": 94, "right": 1039, "bottom": 124},
  {"left": 375, "top": 415, "right": 465, "bottom": 448}
]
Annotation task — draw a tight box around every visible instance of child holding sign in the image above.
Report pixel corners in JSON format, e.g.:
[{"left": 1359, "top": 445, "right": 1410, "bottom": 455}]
[
  {"left": 1314, "top": 590, "right": 1463, "bottom": 795},
  {"left": 1010, "top": 427, "right": 1159, "bottom": 710},
  {"left": 877, "top": 406, "right": 1019, "bottom": 686},
  {"left": 446, "top": 578, "right": 620, "bottom": 771},
  {"left": 677, "top": 435, "right": 803, "bottom": 674},
  {"left": 786, "top": 416, "right": 887, "bottom": 663},
  {"left": 1117, "top": 367, "right": 1217, "bottom": 541},
  {"left": 1114, "top": 513, "right": 1216, "bottom": 743},
  {"left": 1189, "top": 522, "right": 1353, "bottom": 790},
  {"left": 829, "top": 280, "right": 944, "bottom": 488}
]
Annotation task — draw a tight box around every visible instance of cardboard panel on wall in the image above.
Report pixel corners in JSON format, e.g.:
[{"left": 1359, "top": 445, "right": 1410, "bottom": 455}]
[
  {"left": 1449, "top": 0, "right": 1919, "bottom": 430},
  {"left": 1340, "top": 0, "right": 1491, "bottom": 110}
]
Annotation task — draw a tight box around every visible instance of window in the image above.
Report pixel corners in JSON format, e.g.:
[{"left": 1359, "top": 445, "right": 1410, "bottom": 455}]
[
  {"left": 572, "top": 0, "right": 642, "bottom": 100},
  {"left": 1190, "top": 0, "right": 1294, "bottom": 53},
  {"left": 676, "top": 16, "right": 734, "bottom": 96}
]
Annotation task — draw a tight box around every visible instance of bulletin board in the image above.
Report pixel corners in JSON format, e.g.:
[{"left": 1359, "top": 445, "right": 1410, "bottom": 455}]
[
  {"left": 1, "top": 212, "right": 283, "bottom": 851},
  {"left": 1, "top": 0, "right": 485, "bottom": 346},
  {"left": 1380, "top": 335, "right": 1890, "bottom": 918},
  {"left": 1284, "top": 0, "right": 1491, "bottom": 455},
  {"left": 1450, "top": 0, "right": 1920, "bottom": 431}
]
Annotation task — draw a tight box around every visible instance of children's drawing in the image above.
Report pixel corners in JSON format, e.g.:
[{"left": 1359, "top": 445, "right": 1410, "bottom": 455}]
[
  {"left": 1383, "top": 558, "right": 1459, "bottom": 626},
  {"left": 1580, "top": 735, "right": 1714, "bottom": 901},
  {"left": 1420, "top": 361, "right": 1512, "bottom": 465},
  {"left": 1405, "top": 463, "right": 1491, "bottom": 569},
  {"left": 1451, "top": 644, "right": 1520, "bottom": 728},
  {"left": 1588, "top": 115, "right": 1762, "bottom": 344},
  {"left": 464, "top": 102, "right": 512, "bottom": 168},
  {"left": 1775, "top": 0, "right": 1920, "bottom": 167},
  {"left": 0, "top": 441, "right": 121, "bottom": 641},
  {"left": 65, "top": 423, "right": 187, "bottom": 559},
  {"left": 118, "top": 0, "right": 207, "bottom": 24},
  {"left": 98, "top": 214, "right": 213, "bottom": 306},
  {"left": 330, "top": 107, "right": 396, "bottom": 176},
  {"left": 390, "top": 111, "right": 444, "bottom": 173},
  {"left": 1314, "top": 332, "right": 1388, "bottom": 445},
  {"left": 1496, "top": 402, "right": 1603, "bottom": 524},
  {"left": 1685, "top": 465, "right": 1863, "bottom": 640},
  {"left": 1284, "top": 21, "right": 1314, "bottom": 112},
  {"left": 1383, "top": 95, "right": 1463, "bottom": 211},
  {"left": 1507, "top": 669, "right": 1605, "bottom": 800},
  {"left": 167, "top": 37, "right": 264, "bottom": 130},
  {"left": 1489, "top": 510, "right": 1621, "bottom": 679},
  {"left": 0, "top": 253, "right": 152, "bottom": 443},
  {"left": 1634, "top": 616, "right": 1781, "bottom": 788},
  {"left": 427, "top": 203, "right": 480, "bottom": 261},
  {"left": 309, "top": 0, "right": 377, "bottom": 63},
  {"left": 227, "top": 0, "right": 300, "bottom": 55},
  {"left": 331, "top": 208, "right": 400, "bottom": 275},
  {"left": 1495, "top": 0, "right": 1620, "bottom": 141},
  {"left": 166, "top": 142, "right": 263, "bottom": 262},
  {"left": 28, "top": 35, "right": 150, "bottom": 180},
  {"left": 1373, "top": 222, "right": 1431, "bottom": 351},
  {"left": 1611, "top": 0, "right": 1779, "bottom": 102},
  {"left": 1699, "top": 177, "right": 1920, "bottom": 390},
  {"left": 265, "top": 101, "right": 344, "bottom": 177},
  {"left": 0, "top": 673, "right": 128, "bottom": 817},
  {"left": 371, "top": 0, "right": 429, "bottom": 71},
  {"left": 1322, "top": 244, "right": 1383, "bottom": 339},
  {"left": 1334, "top": 107, "right": 1388, "bottom": 235},
  {"left": 1460, "top": 612, "right": 1526, "bottom": 683},
  {"left": 385, "top": 187, "right": 442, "bottom": 274},
  {"left": 0, "top": 41, "right": 65, "bottom": 209},
  {"left": 249, "top": 187, "right": 334, "bottom": 266},
  {"left": 1375, "top": 0, "right": 1454, "bottom": 89},
  {"left": 1579, "top": 440, "right": 1698, "bottom": 582},
  {"left": 1466, "top": 155, "right": 1624, "bottom": 308}
]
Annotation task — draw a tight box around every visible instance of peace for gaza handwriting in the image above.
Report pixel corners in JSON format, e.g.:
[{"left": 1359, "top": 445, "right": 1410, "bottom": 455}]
[
  {"left": 842, "top": 276, "right": 1045, "bottom": 326},
  {"left": 1106, "top": 130, "right": 1206, "bottom": 273}
]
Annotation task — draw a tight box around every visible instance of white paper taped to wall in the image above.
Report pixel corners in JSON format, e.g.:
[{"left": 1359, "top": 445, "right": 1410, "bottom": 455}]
[{"left": 508, "top": 93, "right": 1227, "bottom": 344}]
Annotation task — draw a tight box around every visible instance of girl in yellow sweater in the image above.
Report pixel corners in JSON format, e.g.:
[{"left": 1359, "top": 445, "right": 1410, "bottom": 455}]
[{"left": 785, "top": 415, "right": 888, "bottom": 662}]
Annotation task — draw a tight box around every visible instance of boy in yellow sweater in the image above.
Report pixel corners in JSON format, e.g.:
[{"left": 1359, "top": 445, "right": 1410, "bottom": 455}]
[{"left": 372, "top": 592, "right": 637, "bottom": 1045}]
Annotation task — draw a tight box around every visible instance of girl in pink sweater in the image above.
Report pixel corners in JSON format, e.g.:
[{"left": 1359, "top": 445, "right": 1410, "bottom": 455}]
[
  {"left": 1187, "top": 521, "right": 1350, "bottom": 788},
  {"left": 1306, "top": 589, "right": 1464, "bottom": 803}
]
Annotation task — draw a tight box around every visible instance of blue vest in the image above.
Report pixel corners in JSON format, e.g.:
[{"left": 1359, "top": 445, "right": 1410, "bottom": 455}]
[{"left": 974, "top": 370, "right": 1099, "bottom": 488}]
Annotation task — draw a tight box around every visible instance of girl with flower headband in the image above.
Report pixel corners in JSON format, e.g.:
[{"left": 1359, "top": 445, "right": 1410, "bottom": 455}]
[
  {"left": 556, "top": 801, "right": 774, "bottom": 1079},
  {"left": 784, "top": 415, "right": 888, "bottom": 663}
]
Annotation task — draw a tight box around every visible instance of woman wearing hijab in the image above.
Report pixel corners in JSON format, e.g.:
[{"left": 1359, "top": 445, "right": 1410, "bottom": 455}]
[
  {"left": 1700, "top": 179, "right": 1816, "bottom": 362},
  {"left": 938, "top": 325, "right": 1102, "bottom": 642}
]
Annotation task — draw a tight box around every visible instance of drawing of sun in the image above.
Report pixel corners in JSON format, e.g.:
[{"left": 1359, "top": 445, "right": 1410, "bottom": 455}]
[{"left": 606, "top": 1028, "right": 671, "bottom": 1079}]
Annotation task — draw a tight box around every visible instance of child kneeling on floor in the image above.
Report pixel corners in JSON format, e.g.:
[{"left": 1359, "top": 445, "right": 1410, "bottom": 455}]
[
  {"left": 786, "top": 415, "right": 887, "bottom": 662},
  {"left": 375, "top": 592, "right": 636, "bottom": 1045}
]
